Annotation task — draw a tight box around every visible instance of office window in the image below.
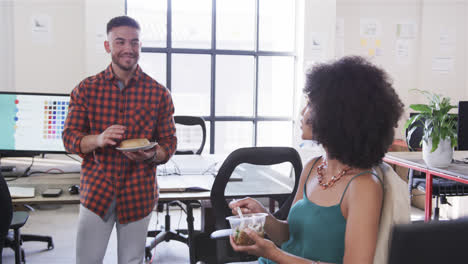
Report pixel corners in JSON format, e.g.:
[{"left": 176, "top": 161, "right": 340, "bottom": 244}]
[
  {"left": 259, "top": 0, "right": 295, "bottom": 51},
  {"left": 127, "top": 0, "right": 296, "bottom": 154},
  {"left": 215, "top": 55, "right": 255, "bottom": 116},
  {"left": 171, "top": 54, "right": 211, "bottom": 116},
  {"left": 139, "top": 53, "right": 167, "bottom": 86},
  {"left": 172, "top": 0, "right": 212, "bottom": 49},
  {"left": 127, "top": 0, "right": 167, "bottom": 47},
  {"left": 215, "top": 121, "right": 253, "bottom": 154},
  {"left": 257, "top": 121, "right": 293, "bottom": 147},
  {"left": 258, "top": 56, "right": 295, "bottom": 117},
  {"left": 216, "top": 0, "right": 255, "bottom": 50}
]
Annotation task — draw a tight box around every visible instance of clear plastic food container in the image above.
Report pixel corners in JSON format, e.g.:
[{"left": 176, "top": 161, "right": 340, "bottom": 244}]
[{"left": 226, "top": 213, "right": 267, "bottom": 245}]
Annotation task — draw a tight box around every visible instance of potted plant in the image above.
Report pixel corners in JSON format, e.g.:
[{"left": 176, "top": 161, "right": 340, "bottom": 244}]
[{"left": 404, "top": 90, "right": 457, "bottom": 168}]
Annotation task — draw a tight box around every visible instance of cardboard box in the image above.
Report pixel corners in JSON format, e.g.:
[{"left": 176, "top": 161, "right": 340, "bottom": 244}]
[{"left": 411, "top": 189, "right": 426, "bottom": 210}]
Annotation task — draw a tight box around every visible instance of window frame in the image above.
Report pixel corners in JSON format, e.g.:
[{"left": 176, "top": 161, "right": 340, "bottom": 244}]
[{"left": 126, "top": 0, "right": 297, "bottom": 153}]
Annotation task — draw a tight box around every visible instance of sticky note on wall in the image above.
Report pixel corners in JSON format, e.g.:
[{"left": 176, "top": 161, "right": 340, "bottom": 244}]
[{"left": 360, "top": 38, "right": 367, "bottom": 47}]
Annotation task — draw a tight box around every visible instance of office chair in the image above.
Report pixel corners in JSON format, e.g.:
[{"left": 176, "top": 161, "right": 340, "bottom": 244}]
[
  {"left": 406, "top": 113, "right": 468, "bottom": 220},
  {"left": 196, "top": 147, "right": 303, "bottom": 264},
  {"left": 388, "top": 218, "right": 468, "bottom": 264},
  {"left": 0, "top": 172, "right": 13, "bottom": 264},
  {"left": 145, "top": 115, "right": 206, "bottom": 260},
  {"left": 0, "top": 173, "right": 54, "bottom": 264},
  {"left": 174, "top": 115, "right": 207, "bottom": 155}
]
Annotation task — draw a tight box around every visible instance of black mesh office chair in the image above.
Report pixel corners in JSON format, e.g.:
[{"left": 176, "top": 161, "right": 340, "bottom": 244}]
[
  {"left": 174, "top": 115, "right": 207, "bottom": 155},
  {"left": 0, "top": 172, "right": 53, "bottom": 264},
  {"left": 195, "top": 147, "right": 303, "bottom": 264},
  {"left": 406, "top": 114, "right": 468, "bottom": 220},
  {"left": 0, "top": 172, "right": 13, "bottom": 264},
  {"left": 145, "top": 115, "right": 207, "bottom": 261}
]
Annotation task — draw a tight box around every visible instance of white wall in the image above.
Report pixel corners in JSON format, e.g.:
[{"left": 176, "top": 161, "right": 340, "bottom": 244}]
[
  {"left": 2, "top": 0, "right": 125, "bottom": 93},
  {"left": 84, "top": 0, "right": 125, "bottom": 76},
  {"left": 337, "top": 0, "right": 468, "bottom": 139},
  {"left": 0, "top": 0, "right": 15, "bottom": 91},
  {"left": 12, "top": 0, "right": 86, "bottom": 94},
  {"left": 5, "top": 0, "right": 468, "bottom": 137},
  {"left": 417, "top": 0, "right": 468, "bottom": 103}
]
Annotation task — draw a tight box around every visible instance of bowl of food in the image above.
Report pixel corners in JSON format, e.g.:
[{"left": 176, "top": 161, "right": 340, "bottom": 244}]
[{"left": 226, "top": 213, "right": 267, "bottom": 246}]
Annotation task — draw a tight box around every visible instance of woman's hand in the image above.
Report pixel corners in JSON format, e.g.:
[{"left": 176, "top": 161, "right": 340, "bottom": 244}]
[
  {"left": 230, "top": 229, "right": 278, "bottom": 259},
  {"left": 229, "top": 197, "right": 268, "bottom": 216}
]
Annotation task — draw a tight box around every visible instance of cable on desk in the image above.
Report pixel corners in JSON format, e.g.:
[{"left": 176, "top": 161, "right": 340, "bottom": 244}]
[
  {"left": 45, "top": 168, "right": 65, "bottom": 173},
  {"left": 452, "top": 158, "right": 468, "bottom": 164},
  {"left": 66, "top": 154, "right": 82, "bottom": 163},
  {"left": 27, "top": 170, "right": 80, "bottom": 176},
  {"left": 157, "top": 159, "right": 182, "bottom": 176},
  {"left": 170, "top": 159, "right": 181, "bottom": 175},
  {"left": 202, "top": 161, "right": 218, "bottom": 175},
  {"left": 21, "top": 156, "right": 35, "bottom": 177},
  {"left": 5, "top": 177, "right": 19, "bottom": 182}
]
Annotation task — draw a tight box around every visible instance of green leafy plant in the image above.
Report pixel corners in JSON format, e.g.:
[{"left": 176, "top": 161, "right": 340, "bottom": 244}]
[{"left": 403, "top": 89, "right": 457, "bottom": 152}]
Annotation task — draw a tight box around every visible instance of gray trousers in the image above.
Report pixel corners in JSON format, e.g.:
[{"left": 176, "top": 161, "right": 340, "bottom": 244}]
[{"left": 76, "top": 204, "right": 151, "bottom": 264}]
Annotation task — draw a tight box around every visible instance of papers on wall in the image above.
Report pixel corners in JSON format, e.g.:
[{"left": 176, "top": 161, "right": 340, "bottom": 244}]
[
  {"left": 396, "top": 39, "right": 411, "bottom": 65},
  {"left": 31, "top": 14, "right": 52, "bottom": 44},
  {"left": 308, "top": 32, "right": 325, "bottom": 62},
  {"left": 360, "top": 19, "right": 382, "bottom": 38},
  {"left": 335, "top": 37, "right": 344, "bottom": 59},
  {"left": 359, "top": 19, "right": 383, "bottom": 60},
  {"left": 336, "top": 18, "right": 345, "bottom": 38},
  {"left": 438, "top": 28, "right": 456, "bottom": 54},
  {"left": 95, "top": 26, "right": 106, "bottom": 54},
  {"left": 395, "top": 21, "right": 417, "bottom": 65},
  {"left": 335, "top": 18, "right": 345, "bottom": 58},
  {"left": 396, "top": 22, "right": 417, "bottom": 39},
  {"left": 432, "top": 56, "right": 454, "bottom": 74},
  {"left": 432, "top": 27, "right": 456, "bottom": 74}
]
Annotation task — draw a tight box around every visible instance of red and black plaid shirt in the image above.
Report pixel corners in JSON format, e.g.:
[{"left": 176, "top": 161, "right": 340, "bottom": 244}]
[{"left": 63, "top": 64, "right": 177, "bottom": 224}]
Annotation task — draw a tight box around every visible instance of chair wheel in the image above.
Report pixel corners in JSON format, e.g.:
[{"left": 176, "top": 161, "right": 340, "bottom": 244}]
[{"left": 145, "top": 247, "right": 152, "bottom": 260}]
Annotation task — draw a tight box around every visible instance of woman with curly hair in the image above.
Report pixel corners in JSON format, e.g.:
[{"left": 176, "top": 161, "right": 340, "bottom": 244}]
[{"left": 229, "top": 56, "right": 404, "bottom": 264}]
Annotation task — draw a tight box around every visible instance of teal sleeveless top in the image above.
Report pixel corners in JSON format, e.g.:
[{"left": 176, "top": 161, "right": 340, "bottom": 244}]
[{"left": 259, "top": 158, "right": 382, "bottom": 264}]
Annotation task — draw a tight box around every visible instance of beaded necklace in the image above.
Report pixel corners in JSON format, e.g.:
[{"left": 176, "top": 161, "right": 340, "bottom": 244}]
[{"left": 316, "top": 159, "right": 352, "bottom": 190}]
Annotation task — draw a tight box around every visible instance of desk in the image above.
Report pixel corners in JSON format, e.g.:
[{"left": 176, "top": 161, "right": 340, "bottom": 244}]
[
  {"left": 6, "top": 155, "right": 294, "bottom": 264},
  {"left": 153, "top": 156, "right": 294, "bottom": 264},
  {"left": 8, "top": 173, "right": 80, "bottom": 205},
  {"left": 384, "top": 151, "right": 468, "bottom": 222}
]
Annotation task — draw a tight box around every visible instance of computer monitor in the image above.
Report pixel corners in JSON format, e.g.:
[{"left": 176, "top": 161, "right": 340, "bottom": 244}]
[
  {"left": 458, "top": 101, "right": 468, "bottom": 150},
  {"left": 0, "top": 91, "right": 70, "bottom": 157}
]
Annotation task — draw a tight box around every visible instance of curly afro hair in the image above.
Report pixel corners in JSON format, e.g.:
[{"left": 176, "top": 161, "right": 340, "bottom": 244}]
[{"left": 304, "top": 56, "right": 404, "bottom": 169}]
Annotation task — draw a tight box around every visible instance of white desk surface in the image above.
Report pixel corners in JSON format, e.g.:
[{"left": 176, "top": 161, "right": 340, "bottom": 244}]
[{"left": 6, "top": 154, "right": 294, "bottom": 203}]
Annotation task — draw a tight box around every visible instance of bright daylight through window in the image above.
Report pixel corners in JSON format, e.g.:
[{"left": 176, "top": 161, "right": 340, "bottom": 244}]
[{"left": 127, "top": 0, "right": 296, "bottom": 154}]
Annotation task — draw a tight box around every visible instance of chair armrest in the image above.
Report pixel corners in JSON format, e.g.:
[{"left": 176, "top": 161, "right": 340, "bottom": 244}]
[{"left": 210, "top": 229, "right": 232, "bottom": 240}]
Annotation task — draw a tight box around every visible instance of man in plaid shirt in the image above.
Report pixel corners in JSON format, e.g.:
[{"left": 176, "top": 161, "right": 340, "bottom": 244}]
[{"left": 63, "top": 16, "right": 176, "bottom": 264}]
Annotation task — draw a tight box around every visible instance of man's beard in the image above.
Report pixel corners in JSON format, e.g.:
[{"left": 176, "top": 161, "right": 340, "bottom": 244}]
[{"left": 112, "top": 53, "right": 138, "bottom": 71}]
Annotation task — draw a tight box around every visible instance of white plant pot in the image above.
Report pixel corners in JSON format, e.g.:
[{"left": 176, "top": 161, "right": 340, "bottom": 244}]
[{"left": 422, "top": 138, "right": 453, "bottom": 168}]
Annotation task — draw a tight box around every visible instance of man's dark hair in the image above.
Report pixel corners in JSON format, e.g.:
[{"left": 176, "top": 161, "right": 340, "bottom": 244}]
[
  {"left": 304, "top": 56, "right": 404, "bottom": 168},
  {"left": 106, "top": 16, "right": 140, "bottom": 34}
]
